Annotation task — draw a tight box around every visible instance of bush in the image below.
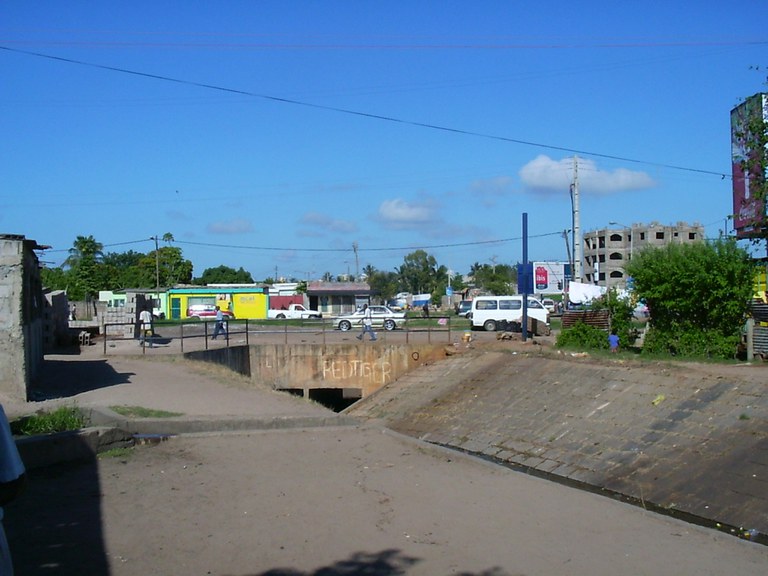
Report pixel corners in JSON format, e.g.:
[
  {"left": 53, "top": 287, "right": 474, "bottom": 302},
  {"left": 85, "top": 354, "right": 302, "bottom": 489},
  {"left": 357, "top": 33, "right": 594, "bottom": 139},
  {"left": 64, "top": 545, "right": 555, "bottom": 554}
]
[
  {"left": 642, "top": 325, "right": 741, "bottom": 359},
  {"left": 626, "top": 238, "right": 754, "bottom": 360},
  {"left": 556, "top": 288, "right": 636, "bottom": 351},
  {"left": 556, "top": 321, "right": 609, "bottom": 349},
  {"left": 11, "top": 406, "right": 85, "bottom": 435}
]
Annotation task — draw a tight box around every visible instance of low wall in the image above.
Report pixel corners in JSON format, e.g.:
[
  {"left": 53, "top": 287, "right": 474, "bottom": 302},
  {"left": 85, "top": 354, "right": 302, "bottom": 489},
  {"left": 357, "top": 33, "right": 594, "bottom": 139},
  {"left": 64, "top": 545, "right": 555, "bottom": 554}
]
[
  {"left": 185, "top": 345, "right": 251, "bottom": 377},
  {"left": 249, "top": 343, "right": 448, "bottom": 397},
  {"left": 184, "top": 343, "right": 449, "bottom": 398}
]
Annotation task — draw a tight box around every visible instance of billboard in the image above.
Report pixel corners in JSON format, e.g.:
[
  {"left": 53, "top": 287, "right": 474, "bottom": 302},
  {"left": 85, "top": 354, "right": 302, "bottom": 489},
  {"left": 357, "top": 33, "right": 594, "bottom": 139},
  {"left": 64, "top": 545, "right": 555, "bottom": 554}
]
[
  {"left": 531, "top": 261, "right": 567, "bottom": 295},
  {"left": 731, "top": 93, "right": 768, "bottom": 238}
]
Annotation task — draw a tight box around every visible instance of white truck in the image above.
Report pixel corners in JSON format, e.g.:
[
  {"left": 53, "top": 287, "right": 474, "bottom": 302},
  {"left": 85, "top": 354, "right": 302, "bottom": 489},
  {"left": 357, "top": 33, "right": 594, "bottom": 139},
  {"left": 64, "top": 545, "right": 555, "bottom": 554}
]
[{"left": 267, "top": 303, "right": 322, "bottom": 319}]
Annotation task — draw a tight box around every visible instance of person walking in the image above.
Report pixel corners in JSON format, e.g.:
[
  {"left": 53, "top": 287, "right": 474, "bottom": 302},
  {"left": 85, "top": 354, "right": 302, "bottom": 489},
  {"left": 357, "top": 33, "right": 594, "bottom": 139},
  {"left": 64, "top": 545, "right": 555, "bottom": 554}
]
[
  {"left": 211, "top": 306, "right": 227, "bottom": 340},
  {"left": 356, "top": 304, "right": 377, "bottom": 342},
  {"left": 1, "top": 404, "right": 26, "bottom": 576},
  {"left": 138, "top": 306, "right": 154, "bottom": 347}
]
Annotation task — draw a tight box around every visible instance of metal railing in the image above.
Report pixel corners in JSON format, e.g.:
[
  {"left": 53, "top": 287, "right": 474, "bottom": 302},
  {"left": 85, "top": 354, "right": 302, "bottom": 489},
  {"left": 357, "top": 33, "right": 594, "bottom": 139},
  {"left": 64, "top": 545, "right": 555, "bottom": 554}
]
[{"left": 99, "top": 315, "right": 473, "bottom": 354}]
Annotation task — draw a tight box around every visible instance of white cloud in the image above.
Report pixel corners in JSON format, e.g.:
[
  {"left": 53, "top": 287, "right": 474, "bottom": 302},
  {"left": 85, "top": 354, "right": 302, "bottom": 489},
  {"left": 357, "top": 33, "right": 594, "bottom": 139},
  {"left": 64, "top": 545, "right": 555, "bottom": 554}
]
[
  {"left": 377, "top": 198, "right": 437, "bottom": 229},
  {"left": 207, "top": 218, "right": 254, "bottom": 234},
  {"left": 519, "top": 155, "right": 655, "bottom": 195},
  {"left": 300, "top": 212, "right": 357, "bottom": 234}
]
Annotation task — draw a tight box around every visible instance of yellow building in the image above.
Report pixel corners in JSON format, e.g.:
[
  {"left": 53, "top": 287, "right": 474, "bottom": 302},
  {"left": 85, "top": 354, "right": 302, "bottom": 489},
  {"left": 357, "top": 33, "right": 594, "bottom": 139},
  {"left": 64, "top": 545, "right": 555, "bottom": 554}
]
[{"left": 166, "top": 286, "right": 269, "bottom": 320}]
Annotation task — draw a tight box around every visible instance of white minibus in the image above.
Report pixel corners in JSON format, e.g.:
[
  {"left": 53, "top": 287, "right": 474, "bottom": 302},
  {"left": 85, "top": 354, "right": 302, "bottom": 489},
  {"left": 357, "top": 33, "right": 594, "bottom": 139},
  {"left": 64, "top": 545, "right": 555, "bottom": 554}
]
[{"left": 469, "top": 295, "right": 550, "bottom": 332}]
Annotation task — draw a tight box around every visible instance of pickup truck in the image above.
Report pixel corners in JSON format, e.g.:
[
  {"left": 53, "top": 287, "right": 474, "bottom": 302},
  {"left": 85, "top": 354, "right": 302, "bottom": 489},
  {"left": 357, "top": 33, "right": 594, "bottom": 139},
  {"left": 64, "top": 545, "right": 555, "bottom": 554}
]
[{"left": 267, "top": 303, "right": 322, "bottom": 319}]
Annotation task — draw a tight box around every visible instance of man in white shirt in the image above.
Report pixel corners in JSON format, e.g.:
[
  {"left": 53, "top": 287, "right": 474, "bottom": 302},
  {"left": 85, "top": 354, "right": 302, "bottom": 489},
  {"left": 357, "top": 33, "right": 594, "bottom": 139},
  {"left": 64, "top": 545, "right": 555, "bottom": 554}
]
[
  {"left": 138, "top": 307, "right": 154, "bottom": 347},
  {"left": 356, "top": 304, "right": 377, "bottom": 342}
]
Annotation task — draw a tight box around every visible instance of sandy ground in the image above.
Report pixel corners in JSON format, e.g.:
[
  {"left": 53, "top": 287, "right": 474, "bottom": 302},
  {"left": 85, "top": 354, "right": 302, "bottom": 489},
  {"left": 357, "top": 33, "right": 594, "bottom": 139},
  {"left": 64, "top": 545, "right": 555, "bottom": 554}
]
[{"left": 2, "top": 346, "right": 768, "bottom": 575}]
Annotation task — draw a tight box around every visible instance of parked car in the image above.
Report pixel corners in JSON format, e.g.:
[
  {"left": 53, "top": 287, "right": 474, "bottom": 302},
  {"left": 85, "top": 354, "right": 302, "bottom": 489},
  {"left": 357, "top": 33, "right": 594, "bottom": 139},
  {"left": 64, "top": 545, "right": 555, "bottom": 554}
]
[
  {"left": 334, "top": 305, "right": 406, "bottom": 332},
  {"left": 541, "top": 298, "right": 556, "bottom": 314},
  {"left": 186, "top": 304, "right": 235, "bottom": 320},
  {"left": 455, "top": 300, "right": 472, "bottom": 317}
]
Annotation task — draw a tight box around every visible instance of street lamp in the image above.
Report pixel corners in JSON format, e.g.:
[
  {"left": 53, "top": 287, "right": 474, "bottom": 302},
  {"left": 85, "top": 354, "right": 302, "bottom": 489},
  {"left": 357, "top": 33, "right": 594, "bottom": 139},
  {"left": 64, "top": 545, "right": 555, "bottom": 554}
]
[{"left": 609, "top": 221, "right": 633, "bottom": 261}]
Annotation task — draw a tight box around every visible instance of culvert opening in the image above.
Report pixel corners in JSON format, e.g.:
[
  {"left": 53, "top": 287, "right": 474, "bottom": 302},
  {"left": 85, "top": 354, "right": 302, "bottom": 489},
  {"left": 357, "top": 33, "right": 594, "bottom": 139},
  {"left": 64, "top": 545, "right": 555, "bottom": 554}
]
[
  {"left": 276, "top": 387, "right": 363, "bottom": 412},
  {"left": 310, "top": 388, "right": 363, "bottom": 412}
]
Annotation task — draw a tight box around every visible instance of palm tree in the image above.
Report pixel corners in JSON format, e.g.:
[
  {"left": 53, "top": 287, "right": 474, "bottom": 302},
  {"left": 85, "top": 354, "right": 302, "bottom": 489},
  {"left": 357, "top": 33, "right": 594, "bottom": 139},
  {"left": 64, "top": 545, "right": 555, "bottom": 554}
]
[
  {"left": 64, "top": 235, "right": 104, "bottom": 268},
  {"left": 63, "top": 235, "right": 104, "bottom": 300}
]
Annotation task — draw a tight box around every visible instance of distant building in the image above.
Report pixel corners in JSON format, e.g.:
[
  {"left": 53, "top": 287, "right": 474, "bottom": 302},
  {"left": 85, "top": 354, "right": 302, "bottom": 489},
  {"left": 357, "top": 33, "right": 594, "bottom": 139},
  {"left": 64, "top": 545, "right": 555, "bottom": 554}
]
[
  {"left": 582, "top": 221, "right": 705, "bottom": 289},
  {"left": 306, "top": 281, "right": 374, "bottom": 316}
]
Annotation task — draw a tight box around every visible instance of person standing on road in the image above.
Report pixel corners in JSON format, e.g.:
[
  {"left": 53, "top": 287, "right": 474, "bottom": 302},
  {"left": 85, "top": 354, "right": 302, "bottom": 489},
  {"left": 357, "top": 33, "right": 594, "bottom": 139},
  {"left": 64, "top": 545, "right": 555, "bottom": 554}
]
[
  {"left": 211, "top": 306, "right": 227, "bottom": 340},
  {"left": 1, "top": 404, "right": 26, "bottom": 576},
  {"left": 138, "top": 306, "right": 154, "bottom": 347},
  {"left": 356, "top": 304, "right": 377, "bottom": 342}
]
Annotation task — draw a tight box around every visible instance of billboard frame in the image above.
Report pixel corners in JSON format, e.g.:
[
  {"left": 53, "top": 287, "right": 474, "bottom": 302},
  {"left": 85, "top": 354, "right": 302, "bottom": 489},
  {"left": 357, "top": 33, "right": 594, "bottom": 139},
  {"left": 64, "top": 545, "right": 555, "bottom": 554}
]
[{"left": 731, "top": 93, "right": 768, "bottom": 239}]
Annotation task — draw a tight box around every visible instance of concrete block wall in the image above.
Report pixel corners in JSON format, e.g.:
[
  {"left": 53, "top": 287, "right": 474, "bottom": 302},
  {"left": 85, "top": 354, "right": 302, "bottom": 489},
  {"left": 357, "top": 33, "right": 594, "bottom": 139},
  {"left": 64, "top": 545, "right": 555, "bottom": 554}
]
[{"left": 0, "top": 234, "right": 45, "bottom": 400}]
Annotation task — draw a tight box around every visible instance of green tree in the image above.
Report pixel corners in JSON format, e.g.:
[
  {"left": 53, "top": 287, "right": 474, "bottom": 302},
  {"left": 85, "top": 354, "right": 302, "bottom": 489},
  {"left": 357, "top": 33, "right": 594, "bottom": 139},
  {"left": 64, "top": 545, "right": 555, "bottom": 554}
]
[
  {"left": 40, "top": 266, "right": 72, "bottom": 292},
  {"left": 137, "top": 246, "right": 193, "bottom": 288},
  {"left": 362, "top": 264, "right": 377, "bottom": 280},
  {"left": 471, "top": 262, "right": 517, "bottom": 295},
  {"left": 367, "top": 269, "right": 400, "bottom": 301},
  {"left": 102, "top": 250, "right": 145, "bottom": 289},
  {"left": 194, "top": 265, "right": 254, "bottom": 285},
  {"left": 626, "top": 238, "right": 755, "bottom": 358},
  {"left": 396, "top": 250, "right": 447, "bottom": 297},
  {"left": 63, "top": 235, "right": 104, "bottom": 299}
]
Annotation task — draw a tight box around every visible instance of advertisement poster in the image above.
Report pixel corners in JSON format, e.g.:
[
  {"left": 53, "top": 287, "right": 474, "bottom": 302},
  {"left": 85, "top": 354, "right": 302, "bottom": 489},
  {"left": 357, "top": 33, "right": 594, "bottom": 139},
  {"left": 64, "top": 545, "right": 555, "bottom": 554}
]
[
  {"left": 531, "top": 261, "right": 567, "bottom": 295},
  {"left": 731, "top": 93, "right": 768, "bottom": 238}
]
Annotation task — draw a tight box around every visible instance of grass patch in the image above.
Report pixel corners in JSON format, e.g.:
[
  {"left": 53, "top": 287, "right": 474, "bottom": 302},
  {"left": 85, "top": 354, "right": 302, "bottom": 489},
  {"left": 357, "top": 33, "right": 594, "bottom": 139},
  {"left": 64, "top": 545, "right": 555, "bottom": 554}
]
[
  {"left": 11, "top": 406, "right": 85, "bottom": 435},
  {"left": 98, "top": 447, "right": 136, "bottom": 459},
  {"left": 109, "top": 405, "right": 184, "bottom": 418}
]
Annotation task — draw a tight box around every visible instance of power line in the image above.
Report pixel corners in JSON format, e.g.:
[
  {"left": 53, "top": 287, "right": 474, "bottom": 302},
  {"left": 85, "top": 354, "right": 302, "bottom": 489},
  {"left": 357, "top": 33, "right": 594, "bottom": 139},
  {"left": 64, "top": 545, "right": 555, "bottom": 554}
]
[
  {"left": 170, "top": 233, "right": 565, "bottom": 253},
  {"left": 41, "top": 238, "right": 154, "bottom": 253},
  {"left": 39, "top": 232, "right": 564, "bottom": 256},
  {"left": 1, "top": 45, "right": 731, "bottom": 178}
]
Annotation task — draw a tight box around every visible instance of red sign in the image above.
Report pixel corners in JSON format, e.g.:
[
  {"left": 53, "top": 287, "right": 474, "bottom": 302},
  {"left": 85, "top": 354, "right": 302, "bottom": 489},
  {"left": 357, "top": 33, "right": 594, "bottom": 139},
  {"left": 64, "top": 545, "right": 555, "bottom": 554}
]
[{"left": 535, "top": 266, "right": 548, "bottom": 290}]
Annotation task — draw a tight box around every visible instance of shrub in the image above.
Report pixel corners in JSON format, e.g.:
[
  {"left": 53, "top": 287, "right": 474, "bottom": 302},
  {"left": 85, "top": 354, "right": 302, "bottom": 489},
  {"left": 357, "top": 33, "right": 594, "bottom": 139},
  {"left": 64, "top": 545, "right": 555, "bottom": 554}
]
[
  {"left": 556, "top": 321, "right": 609, "bottom": 349},
  {"left": 11, "top": 406, "right": 85, "bottom": 435},
  {"left": 642, "top": 325, "right": 741, "bottom": 359}
]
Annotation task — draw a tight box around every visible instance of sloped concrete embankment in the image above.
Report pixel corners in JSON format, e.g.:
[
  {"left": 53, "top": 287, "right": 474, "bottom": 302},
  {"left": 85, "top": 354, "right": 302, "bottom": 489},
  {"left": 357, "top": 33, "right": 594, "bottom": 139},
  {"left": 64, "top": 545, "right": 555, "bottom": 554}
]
[{"left": 347, "top": 349, "right": 768, "bottom": 539}]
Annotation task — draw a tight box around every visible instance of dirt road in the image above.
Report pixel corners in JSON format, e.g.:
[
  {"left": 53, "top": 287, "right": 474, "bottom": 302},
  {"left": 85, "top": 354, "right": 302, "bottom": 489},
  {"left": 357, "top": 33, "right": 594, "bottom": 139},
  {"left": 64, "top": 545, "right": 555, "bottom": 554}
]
[{"left": 2, "top": 347, "right": 767, "bottom": 575}]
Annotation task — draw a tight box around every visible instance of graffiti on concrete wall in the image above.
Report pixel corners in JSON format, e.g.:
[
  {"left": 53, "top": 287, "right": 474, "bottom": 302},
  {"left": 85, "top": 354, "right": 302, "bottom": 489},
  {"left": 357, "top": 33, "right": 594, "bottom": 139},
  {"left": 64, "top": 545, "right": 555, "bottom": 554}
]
[{"left": 322, "top": 358, "right": 392, "bottom": 384}]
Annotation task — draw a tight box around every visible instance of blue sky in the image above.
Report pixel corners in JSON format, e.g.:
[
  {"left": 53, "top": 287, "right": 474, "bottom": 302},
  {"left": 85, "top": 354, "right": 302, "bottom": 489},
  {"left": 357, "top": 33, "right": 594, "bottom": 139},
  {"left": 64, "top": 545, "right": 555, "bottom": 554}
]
[{"left": 2, "top": 2, "right": 766, "bottom": 282}]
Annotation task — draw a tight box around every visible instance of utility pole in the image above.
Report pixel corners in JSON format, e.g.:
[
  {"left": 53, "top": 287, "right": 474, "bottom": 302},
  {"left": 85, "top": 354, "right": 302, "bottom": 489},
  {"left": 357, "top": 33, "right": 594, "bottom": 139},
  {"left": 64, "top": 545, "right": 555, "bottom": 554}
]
[
  {"left": 562, "top": 229, "right": 573, "bottom": 279},
  {"left": 352, "top": 242, "right": 359, "bottom": 279},
  {"left": 570, "top": 156, "right": 582, "bottom": 282},
  {"left": 151, "top": 235, "right": 160, "bottom": 291}
]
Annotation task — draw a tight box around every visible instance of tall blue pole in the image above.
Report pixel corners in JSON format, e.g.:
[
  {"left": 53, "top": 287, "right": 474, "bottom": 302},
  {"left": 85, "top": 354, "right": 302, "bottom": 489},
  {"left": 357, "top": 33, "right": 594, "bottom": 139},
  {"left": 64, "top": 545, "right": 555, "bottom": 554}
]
[{"left": 522, "top": 212, "right": 528, "bottom": 342}]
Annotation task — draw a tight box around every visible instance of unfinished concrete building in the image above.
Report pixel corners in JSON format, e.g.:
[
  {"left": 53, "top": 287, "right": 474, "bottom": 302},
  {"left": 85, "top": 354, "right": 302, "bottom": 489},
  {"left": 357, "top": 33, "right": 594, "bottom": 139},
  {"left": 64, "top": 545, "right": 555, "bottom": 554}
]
[
  {"left": 582, "top": 221, "right": 705, "bottom": 289},
  {"left": 0, "top": 234, "right": 48, "bottom": 399}
]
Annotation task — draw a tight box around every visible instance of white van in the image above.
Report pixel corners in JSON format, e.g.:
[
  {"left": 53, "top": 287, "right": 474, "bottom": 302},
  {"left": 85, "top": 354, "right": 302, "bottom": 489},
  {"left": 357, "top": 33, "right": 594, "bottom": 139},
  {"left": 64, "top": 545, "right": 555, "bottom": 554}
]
[{"left": 469, "top": 295, "right": 550, "bottom": 332}]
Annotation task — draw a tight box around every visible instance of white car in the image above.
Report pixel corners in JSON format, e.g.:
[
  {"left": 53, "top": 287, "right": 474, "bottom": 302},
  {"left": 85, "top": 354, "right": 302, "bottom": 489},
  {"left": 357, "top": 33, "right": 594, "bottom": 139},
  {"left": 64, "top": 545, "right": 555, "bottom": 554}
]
[{"left": 334, "top": 305, "right": 407, "bottom": 332}]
